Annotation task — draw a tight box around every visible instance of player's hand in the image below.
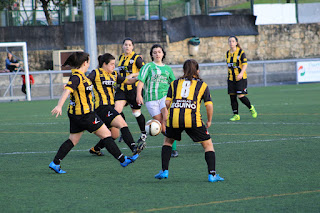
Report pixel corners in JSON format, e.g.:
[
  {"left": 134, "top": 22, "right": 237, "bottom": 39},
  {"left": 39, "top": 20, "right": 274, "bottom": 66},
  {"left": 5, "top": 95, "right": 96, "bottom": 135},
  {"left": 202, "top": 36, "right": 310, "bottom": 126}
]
[
  {"left": 237, "top": 73, "right": 243, "bottom": 81},
  {"left": 206, "top": 120, "right": 212, "bottom": 128},
  {"left": 136, "top": 95, "right": 144, "bottom": 105},
  {"left": 51, "top": 106, "right": 62, "bottom": 118}
]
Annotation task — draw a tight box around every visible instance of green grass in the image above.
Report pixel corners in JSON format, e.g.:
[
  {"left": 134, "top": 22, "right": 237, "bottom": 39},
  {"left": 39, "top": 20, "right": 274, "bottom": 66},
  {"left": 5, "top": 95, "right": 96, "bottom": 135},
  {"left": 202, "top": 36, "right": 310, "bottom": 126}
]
[
  {"left": 0, "top": 83, "right": 320, "bottom": 212},
  {"left": 223, "top": 0, "right": 320, "bottom": 10}
]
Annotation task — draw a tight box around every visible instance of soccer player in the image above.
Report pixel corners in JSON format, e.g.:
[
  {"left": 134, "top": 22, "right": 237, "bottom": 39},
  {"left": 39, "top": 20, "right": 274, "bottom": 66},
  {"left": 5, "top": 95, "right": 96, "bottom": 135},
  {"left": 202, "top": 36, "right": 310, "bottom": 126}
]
[
  {"left": 87, "top": 53, "right": 145, "bottom": 156},
  {"left": 154, "top": 59, "right": 224, "bottom": 182},
  {"left": 49, "top": 52, "right": 138, "bottom": 174},
  {"left": 136, "top": 44, "right": 179, "bottom": 157},
  {"left": 115, "top": 38, "right": 147, "bottom": 147},
  {"left": 226, "top": 36, "right": 257, "bottom": 121}
]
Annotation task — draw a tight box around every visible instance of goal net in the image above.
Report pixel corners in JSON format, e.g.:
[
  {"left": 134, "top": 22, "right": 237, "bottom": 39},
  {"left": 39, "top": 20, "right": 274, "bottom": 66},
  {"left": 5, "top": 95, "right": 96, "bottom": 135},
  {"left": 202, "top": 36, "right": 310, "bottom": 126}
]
[{"left": 0, "top": 42, "right": 31, "bottom": 101}]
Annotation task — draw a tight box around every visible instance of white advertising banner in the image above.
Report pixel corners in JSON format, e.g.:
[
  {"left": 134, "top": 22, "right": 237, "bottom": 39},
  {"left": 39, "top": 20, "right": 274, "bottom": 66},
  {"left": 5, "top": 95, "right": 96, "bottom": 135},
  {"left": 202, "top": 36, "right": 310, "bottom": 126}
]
[{"left": 297, "top": 61, "right": 320, "bottom": 83}]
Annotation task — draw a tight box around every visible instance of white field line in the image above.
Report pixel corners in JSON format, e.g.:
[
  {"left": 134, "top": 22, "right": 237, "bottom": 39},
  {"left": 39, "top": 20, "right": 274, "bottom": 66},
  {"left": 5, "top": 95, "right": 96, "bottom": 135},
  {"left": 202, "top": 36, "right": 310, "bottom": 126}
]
[
  {"left": 1, "top": 136, "right": 319, "bottom": 156},
  {"left": 0, "top": 121, "right": 319, "bottom": 126}
]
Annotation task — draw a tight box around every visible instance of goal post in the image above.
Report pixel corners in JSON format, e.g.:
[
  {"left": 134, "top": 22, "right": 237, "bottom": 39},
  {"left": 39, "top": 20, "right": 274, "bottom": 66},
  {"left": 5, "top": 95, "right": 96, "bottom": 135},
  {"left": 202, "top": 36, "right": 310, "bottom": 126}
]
[{"left": 0, "top": 42, "right": 31, "bottom": 101}]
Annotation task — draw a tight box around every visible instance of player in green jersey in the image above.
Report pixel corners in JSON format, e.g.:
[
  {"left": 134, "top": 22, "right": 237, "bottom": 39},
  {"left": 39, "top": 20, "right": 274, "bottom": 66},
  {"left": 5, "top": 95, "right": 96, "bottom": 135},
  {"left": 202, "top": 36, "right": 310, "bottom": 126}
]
[{"left": 136, "top": 44, "right": 178, "bottom": 157}]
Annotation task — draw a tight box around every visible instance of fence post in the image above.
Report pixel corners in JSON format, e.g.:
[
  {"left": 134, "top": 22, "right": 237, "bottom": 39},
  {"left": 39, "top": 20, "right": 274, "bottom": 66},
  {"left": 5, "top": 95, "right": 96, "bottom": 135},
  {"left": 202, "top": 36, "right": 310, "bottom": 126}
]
[
  {"left": 295, "top": 61, "right": 299, "bottom": 85},
  {"left": 9, "top": 75, "right": 13, "bottom": 96},
  {"left": 263, "top": 63, "right": 267, "bottom": 87},
  {"left": 50, "top": 73, "right": 53, "bottom": 99}
]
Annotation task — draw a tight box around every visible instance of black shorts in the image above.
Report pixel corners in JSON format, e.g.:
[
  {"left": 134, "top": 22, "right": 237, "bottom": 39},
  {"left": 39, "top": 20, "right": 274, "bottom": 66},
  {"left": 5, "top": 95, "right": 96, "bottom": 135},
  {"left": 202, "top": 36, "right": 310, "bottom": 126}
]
[
  {"left": 95, "top": 105, "right": 120, "bottom": 129},
  {"left": 165, "top": 125, "right": 211, "bottom": 142},
  {"left": 228, "top": 79, "right": 248, "bottom": 95},
  {"left": 68, "top": 112, "right": 103, "bottom": 134},
  {"left": 114, "top": 87, "right": 142, "bottom": 109}
]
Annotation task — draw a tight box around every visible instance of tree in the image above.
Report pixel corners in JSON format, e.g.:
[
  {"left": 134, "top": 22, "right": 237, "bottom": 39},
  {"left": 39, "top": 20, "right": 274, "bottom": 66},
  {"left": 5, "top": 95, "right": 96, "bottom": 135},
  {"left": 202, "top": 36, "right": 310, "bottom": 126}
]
[
  {"left": 0, "top": 0, "right": 16, "bottom": 10},
  {"left": 38, "top": 0, "right": 66, "bottom": 25}
]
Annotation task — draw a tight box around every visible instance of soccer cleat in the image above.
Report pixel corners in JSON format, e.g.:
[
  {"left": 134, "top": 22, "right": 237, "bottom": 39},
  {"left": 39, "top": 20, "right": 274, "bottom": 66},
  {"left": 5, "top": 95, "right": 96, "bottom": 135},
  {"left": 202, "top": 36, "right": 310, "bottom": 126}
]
[
  {"left": 49, "top": 161, "right": 66, "bottom": 174},
  {"left": 89, "top": 147, "right": 104, "bottom": 156},
  {"left": 250, "top": 105, "right": 257, "bottom": 118},
  {"left": 208, "top": 174, "right": 224, "bottom": 182},
  {"left": 138, "top": 133, "right": 147, "bottom": 143},
  {"left": 120, "top": 155, "right": 137, "bottom": 167},
  {"left": 230, "top": 114, "right": 240, "bottom": 121},
  {"left": 155, "top": 170, "right": 169, "bottom": 180},
  {"left": 133, "top": 133, "right": 147, "bottom": 155},
  {"left": 171, "top": 150, "right": 179, "bottom": 158},
  {"left": 129, "top": 154, "right": 139, "bottom": 162}
]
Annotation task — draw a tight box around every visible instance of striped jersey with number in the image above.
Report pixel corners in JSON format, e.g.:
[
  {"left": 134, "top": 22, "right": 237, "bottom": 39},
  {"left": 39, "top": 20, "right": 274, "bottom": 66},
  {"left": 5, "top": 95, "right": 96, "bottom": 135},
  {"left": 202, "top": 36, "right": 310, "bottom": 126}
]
[
  {"left": 87, "top": 68, "right": 128, "bottom": 108},
  {"left": 64, "top": 69, "right": 94, "bottom": 115},
  {"left": 118, "top": 51, "right": 144, "bottom": 91},
  {"left": 226, "top": 47, "right": 247, "bottom": 81},
  {"left": 138, "top": 62, "right": 176, "bottom": 102},
  {"left": 166, "top": 78, "right": 213, "bottom": 128}
]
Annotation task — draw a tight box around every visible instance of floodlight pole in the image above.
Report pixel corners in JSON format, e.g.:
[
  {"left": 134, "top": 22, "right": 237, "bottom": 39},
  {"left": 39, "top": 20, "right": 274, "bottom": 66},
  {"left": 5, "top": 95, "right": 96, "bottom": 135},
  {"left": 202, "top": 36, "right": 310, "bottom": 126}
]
[{"left": 82, "top": 0, "right": 98, "bottom": 70}]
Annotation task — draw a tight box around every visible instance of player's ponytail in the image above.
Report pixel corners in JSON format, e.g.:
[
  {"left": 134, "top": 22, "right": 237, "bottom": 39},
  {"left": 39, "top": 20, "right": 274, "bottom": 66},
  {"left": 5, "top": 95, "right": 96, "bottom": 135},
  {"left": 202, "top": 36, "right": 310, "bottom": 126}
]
[
  {"left": 182, "top": 59, "right": 201, "bottom": 81},
  {"left": 62, "top": 52, "right": 89, "bottom": 69}
]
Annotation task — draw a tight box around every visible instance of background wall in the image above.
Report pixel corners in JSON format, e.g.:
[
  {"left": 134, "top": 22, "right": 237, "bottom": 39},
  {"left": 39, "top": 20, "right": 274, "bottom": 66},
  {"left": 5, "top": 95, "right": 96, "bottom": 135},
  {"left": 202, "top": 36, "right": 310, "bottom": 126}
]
[{"left": 0, "top": 22, "right": 319, "bottom": 71}]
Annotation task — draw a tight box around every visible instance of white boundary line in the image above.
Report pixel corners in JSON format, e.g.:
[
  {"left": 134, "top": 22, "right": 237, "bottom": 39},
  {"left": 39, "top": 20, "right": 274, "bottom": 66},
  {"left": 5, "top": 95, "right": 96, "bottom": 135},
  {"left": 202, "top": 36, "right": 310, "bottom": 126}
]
[{"left": 1, "top": 136, "right": 319, "bottom": 156}]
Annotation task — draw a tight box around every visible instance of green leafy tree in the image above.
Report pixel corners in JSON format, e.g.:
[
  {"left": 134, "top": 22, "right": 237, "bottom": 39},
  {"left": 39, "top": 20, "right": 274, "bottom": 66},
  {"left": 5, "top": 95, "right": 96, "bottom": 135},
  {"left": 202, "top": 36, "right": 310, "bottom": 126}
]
[{"left": 0, "top": 0, "right": 16, "bottom": 10}]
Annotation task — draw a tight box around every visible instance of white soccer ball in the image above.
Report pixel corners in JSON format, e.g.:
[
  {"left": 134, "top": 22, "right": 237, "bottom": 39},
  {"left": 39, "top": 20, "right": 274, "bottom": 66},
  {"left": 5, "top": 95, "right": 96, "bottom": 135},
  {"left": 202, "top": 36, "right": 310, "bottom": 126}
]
[{"left": 145, "top": 119, "right": 162, "bottom": 136}]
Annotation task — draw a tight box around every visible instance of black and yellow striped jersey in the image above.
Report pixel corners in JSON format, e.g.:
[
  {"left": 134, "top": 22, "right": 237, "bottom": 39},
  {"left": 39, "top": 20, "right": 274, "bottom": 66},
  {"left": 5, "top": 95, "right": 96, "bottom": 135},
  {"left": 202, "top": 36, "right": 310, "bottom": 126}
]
[
  {"left": 166, "top": 78, "right": 213, "bottom": 128},
  {"left": 64, "top": 69, "right": 94, "bottom": 115},
  {"left": 226, "top": 47, "right": 247, "bottom": 81},
  {"left": 88, "top": 68, "right": 128, "bottom": 108},
  {"left": 117, "top": 51, "right": 144, "bottom": 91}
]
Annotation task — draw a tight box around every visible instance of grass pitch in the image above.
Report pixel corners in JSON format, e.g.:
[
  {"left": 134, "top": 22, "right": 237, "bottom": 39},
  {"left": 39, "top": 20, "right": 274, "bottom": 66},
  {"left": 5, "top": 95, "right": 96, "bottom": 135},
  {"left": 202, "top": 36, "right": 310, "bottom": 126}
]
[{"left": 0, "top": 83, "right": 319, "bottom": 212}]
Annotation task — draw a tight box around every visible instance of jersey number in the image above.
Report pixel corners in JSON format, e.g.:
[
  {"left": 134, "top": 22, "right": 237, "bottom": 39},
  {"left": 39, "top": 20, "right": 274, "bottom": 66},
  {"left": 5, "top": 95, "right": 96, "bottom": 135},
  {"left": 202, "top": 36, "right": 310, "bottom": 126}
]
[{"left": 181, "top": 81, "right": 191, "bottom": 98}]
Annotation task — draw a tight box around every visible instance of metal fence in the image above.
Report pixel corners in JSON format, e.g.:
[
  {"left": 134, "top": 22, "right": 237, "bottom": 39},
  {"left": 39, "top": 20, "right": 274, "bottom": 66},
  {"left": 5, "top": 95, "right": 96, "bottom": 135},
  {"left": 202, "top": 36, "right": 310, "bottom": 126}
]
[{"left": 0, "top": 58, "right": 319, "bottom": 101}]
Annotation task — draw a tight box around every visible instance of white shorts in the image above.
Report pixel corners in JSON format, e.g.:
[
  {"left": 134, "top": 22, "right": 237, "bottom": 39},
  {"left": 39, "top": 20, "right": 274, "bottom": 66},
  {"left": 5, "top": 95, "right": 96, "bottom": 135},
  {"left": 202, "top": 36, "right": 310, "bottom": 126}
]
[{"left": 145, "top": 96, "right": 167, "bottom": 117}]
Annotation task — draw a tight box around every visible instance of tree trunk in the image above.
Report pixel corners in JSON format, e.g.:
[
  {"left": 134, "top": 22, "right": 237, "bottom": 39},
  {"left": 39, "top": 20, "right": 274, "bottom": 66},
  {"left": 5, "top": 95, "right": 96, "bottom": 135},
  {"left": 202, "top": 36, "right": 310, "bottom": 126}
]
[
  {"left": 39, "top": 0, "right": 52, "bottom": 25},
  {"left": 134, "top": 0, "right": 141, "bottom": 20},
  {"left": 124, "top": 0, "right": 128, "bottom": 20}
]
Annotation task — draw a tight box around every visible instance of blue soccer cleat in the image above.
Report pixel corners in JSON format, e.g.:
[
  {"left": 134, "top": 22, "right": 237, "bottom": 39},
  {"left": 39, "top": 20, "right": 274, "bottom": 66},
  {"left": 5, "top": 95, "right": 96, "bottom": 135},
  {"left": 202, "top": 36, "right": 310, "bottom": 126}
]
[
  {"left": 208, "top": 174, "right": 224, "bottom": 182},
  {"left": 130, "top": 154, "right": 139, "bottom": 162},
  {"left": 49, "top": 161, "right": 66, "bottom": 174},
  {"left": 120, "top": 155, "right": 138, "bottom": 167},
  {"left": 155, "top": 170, "right": 169, "bottom": 180}
]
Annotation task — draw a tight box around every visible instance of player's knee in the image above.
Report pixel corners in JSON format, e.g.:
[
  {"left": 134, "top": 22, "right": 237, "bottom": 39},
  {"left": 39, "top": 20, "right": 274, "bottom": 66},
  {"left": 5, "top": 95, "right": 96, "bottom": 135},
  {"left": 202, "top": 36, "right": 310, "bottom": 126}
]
[{"left": 132, "top": 111, "right": 141, "bottom": 118}]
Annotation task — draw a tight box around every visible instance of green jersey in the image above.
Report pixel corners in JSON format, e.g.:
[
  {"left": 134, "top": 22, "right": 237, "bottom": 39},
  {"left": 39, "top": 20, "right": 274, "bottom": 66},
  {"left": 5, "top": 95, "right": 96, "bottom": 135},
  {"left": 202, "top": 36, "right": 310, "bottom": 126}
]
[{"left": 138, "top": 62, "right": 176, "bottom": 102}]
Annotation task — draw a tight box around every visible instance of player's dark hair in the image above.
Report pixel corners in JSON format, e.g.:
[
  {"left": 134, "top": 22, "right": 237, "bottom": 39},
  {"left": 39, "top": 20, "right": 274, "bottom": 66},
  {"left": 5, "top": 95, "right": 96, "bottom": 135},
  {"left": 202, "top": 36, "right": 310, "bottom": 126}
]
[
  {"left": 98, "top": 53, "right": 115, "bottom": 68},
  {"left": 182, "top": 59, "right": 201, "bottom": 81},
  {"left": 150, "top": 44, "right": 166, "bottom": 62},
  {"left": 62, "top": 52, "right": 89, "bottom": 69},
  {"left": 122, "top": 37, "right": 134, "bottom": 46},
  {"left": 228, "top": 35, "right": 241, "bottom": 49}
]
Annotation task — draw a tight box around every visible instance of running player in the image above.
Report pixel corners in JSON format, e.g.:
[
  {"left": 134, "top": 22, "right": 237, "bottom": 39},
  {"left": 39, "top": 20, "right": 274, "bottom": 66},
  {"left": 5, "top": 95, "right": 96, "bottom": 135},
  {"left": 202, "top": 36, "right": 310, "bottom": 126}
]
[
  {"left": 88, "top": 53, "right": 145, "bottom": 156},
  {"left": 115, "top": 38, "right": 147, "bottom": 147},
  {"left": 49, "top": 52, "right": 138, "bottom": 174},
  {"left": 226, "top": 36, "right": 257, "bottom": 121},
  {"left": 154, "top": 59, "right": 224, "bottom": 182},
  {"left": 136, "top": 44, "right": 179, "bottom": 157}
]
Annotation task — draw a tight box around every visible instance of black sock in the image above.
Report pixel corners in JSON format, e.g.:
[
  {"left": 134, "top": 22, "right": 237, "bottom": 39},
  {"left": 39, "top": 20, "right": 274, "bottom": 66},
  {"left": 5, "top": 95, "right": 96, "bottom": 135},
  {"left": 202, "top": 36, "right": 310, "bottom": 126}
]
[
  {"left": 120, "top": 126, "right": 136, "bottom": 152},
  {"left": 120, "top": 112, "right": 126, "bottom": 121},
  {"left": 205, "top": 151, "right": 216, "bottom": 175},
  {"left": 53, "top": 139, "right": 74, "bottom": 165},
  {"left": 239, "top": 96, "right": 251, "bottom": 109},
  {"left": 102, "top": 137, "right": 125, "bottom": 163},
  {"left": 162, "top": 145, "right": 172, "bottom": 171},
  {"left": 230, "top": 95, "right": 238, "bottom": 114},
  {"left": 93, "top": 139, "right": 105, "bottom": 151},
  {"left": 136, "top": 114, "right": 146, "bottom": 133}
]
